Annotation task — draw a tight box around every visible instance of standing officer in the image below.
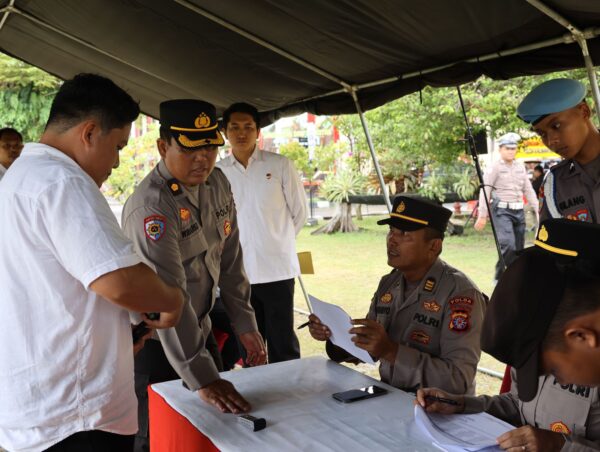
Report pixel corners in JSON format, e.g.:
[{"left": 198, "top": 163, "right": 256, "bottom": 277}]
[
  {"left": 417, "top": 219, "right": 600, "bottom": 452},
  {"left": 217, "top": 102, "right": 307, "bottom": 364},
  {"left": 309, "top": 196, "right": 486, "bottom": 395},
  {"left": 517, "top": 78, "right": 600, "bottom": 223},
  {"left": 475, "top": 133, "right": 539, "bottom": 282},
  {"left": 122, "top": 100, "right": 266, "bottom": 452},
  {"left": 0, "top": 127, "right": 23, "bottom": 181}
]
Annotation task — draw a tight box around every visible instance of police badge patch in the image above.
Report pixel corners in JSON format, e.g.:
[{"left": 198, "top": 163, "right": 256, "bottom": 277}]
[
  {"left": 380, "top": 293, "right": 392, "bottom": 304},
  {"left": 144, "top": 215, "right": 166, "bottom": 241},
  {"left": 223, "top": 219, "right": 232, "bottom": 237},
  {"left": 550, "top": 421, "right": 571, "bottom": 435},
  {"left": 449, "top": 310, "right": 470, "bottom": 332},
  {"left": 423, "top": 299, "right": 441, "bottom": 312}
]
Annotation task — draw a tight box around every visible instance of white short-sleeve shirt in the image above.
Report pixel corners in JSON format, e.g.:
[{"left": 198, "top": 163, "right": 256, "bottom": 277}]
[{"left": 0, "top": 144, "right": 142, "bottom": 451}]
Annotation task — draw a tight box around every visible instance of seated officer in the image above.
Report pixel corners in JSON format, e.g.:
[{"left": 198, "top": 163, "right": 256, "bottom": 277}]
[
  {"left": 309, "top": 195, "right": 486, "bottom": 395},
  {"left": 121, "top": 100, "right": 266, "bottom": 452},
  {"left": 417, "top": 219, "right": 600, "bottom": 452},
  {"left": 517, "top": 78, "right": 600, "bottom": 223}
]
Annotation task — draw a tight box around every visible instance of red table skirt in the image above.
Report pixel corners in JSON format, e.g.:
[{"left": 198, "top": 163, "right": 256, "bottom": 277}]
[{"left": 149, "top": 385, "right": 219, "bottom": 452}]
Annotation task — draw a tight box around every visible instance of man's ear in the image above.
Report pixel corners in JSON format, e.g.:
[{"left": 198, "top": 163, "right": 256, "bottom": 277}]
[
  {"left": 80, "top": 120, "right": 97, "bottom": 149},
  {"left": 429, "top": 238, "right": 442, "bottom": 256},
  {"left": 577, "top": 101, "right": 591, "bottom": 120},
  {"left": 564, "top": 325, "right": 599, "bottom": 350},
  {"left": 156, "top": 138, "right": 168, "bottom": 159}
]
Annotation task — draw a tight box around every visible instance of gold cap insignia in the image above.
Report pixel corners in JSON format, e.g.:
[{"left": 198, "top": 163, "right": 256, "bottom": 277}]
[
  {"left": 396, "top": 201, "right": 406, "bottom": 213},
  {"left": 194, "top": 113, "right": 211, "bottom": 129},
  {"left": 538, "top": 225, "right": 549, "bottom": 242}
]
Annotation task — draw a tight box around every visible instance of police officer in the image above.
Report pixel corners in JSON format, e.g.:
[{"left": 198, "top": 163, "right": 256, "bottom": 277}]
[
  {"left": 121, "top": 100, "right": 266, "bottom": 452},
  {"left": 475, "top": 132, "right": 539, "bottom": 282},
  {"left": 418, "top": 219, "right": 600, "bottom": 452},
  {"left": 309, "top": 195, "right": 486, "bottom": 395},
  {"left": 518, "top": 78, "right": 600, "bottom": 224}
]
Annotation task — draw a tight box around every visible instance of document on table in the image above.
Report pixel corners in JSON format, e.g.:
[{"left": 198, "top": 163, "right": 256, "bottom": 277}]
[
  {"left": 415, "top": 404, "right": 512, "bottom": 451},
  {"left": 309, "top": 294, "right": 375, "bottom": 364}
]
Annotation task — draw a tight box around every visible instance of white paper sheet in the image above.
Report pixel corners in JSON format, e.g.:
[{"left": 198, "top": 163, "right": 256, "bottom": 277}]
[
  {"left": 415, "top": 404, "right": 512, "bottom": 451},
  {"left": 309, "top": 294, "right": 376, "bottom": 364}
]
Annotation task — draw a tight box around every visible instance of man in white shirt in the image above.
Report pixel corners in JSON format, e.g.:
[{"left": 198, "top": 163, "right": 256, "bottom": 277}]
[
  {"left": 0, "top": 127, "right": 23, "bottom": 181},
  {"left": 0, "top": 73, "right": 184, "bottom": 452},
  {"left": 217, "top": 102, "right": 307, "bottom": 363}
]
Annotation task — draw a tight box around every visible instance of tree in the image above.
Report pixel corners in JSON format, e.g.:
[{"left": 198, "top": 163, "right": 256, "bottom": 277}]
[
  {"left": 278, "top": 141, "right": 311, "bottom": 176},
  {"left": 0, "top": 54, "right": 61, "bottom": 141}
]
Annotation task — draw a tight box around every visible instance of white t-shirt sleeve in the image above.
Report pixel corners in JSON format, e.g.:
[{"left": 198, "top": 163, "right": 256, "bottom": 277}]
[{"left": 36, "top": 175, "right": 141, "bottom": 288}]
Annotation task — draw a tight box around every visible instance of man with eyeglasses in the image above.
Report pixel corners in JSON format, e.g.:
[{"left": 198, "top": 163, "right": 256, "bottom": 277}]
[{"left": 0, "top": 127, "right": 23, "bottom": 181}]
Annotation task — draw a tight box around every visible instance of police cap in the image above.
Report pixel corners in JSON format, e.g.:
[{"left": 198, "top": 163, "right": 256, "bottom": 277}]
[
  {"left": 160, "top": 99, "right": 225, "bottom": 150},
  {"left": 377, "top": 195, "right": 451, "bottom": 233},
  {"left": 517, "top": 79, "right": 587, "bottom": 125},
  {"left": 497, "top": 132, "right": 520, "bottom": 148},
  {"left": 482, "top": 219, "right": 600, "bottom": 402}
]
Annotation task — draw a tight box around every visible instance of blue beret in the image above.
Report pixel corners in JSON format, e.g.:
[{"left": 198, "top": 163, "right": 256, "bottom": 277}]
[{"left": 517, "top": 79, "right": 587, "bottom": 125}]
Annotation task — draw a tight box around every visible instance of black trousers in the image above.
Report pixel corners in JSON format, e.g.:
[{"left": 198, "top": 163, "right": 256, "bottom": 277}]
[
  {"left": 250, "top": 278, "right": 300, "bottom": 363},
  {"left": 133, "top": 335, "right": 223, "bottom": 452},
  {"left": 45, "top": 430, "right": 134, "bottom": 452},
  {"left": 210, "top": 297, "right": 242, "bottom": 371},
  {"left": 492, "top": 206, "right": 525, "bottom": 281}
]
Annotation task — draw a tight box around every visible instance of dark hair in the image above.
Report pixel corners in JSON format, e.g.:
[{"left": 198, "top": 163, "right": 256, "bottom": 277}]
[
  {"left": 46, "top": 73, "right": 139, "bottom": 133},
  {"left": 534, "top": 164, "right": 544, "bottom": 173},
  {"left": 423, "top": 226, "right": 444, "bottom": 241},
  {"left": 159, "top": 126, "right": 172, "bottom": 144},
  {"left": 222, "top": 102, "right": 260, "bottom": 129},
  {"left": 0, "top": 127, "right": 22, "bottom": 141},
  {"left": 543, "top": 269, "right": 600, "bottom": 350}
]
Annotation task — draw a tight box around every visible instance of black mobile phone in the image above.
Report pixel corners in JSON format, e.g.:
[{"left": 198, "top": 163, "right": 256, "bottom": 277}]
[
  {"left": 132, "top": 321, "right": 151, "bottom": 343},
  {"left": 332, "top": 385, "right": 388, "bottom": 403}
]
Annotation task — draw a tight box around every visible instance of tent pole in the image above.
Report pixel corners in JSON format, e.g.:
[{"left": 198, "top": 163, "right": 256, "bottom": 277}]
[
  {"left": 525, "top": 0, "right": 600, "bottom": 124},
  {"left": 350, "top": 90, "right": 392, "bottom": 213},
  {"left": 456, "top": 86, "right": 506, "bottom": 272},
  {"left": 0, "top": 0, "right": 15, "bottom": 32}
]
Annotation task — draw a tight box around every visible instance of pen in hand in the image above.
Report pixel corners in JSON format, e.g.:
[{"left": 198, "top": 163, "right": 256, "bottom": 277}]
[
  {"left": 424, "top": 395, "right": 459, "bottom": 406},
  {"left": 297, "top": 320, "right": 311, "bottom": 330}
]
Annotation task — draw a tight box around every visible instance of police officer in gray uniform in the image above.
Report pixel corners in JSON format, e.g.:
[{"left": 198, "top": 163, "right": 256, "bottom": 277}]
[
  {"left": 475, "top": 133, "right": 539, "bottom": 282},
  {"left": 518, "top": 78, "right": 600, "bottom": 224},
  {"left": 418, "top": 219, "right": 600, "bottom": 452},
  {"left": 309, "top": 196, "right": 486, "bottom": 395},
  {"left": 122, "top": 100, "right": 266, "bottom": 452}
]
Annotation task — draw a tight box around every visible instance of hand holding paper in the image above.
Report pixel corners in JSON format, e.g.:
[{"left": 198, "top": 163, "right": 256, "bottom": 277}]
[{"left": 308, "top": 295, "right": 375, "bottom": 364}]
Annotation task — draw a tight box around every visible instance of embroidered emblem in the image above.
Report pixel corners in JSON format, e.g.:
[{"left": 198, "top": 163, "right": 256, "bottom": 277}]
[
  {"left": 266, "top": 173, "right": 272, "bottom": 180},
  {"left": 423, "top": 278, "right": 436, "bottom": 292},
  {"left": 410, "top": 330, "right": 431, "bottom": 345},
  {"left": 423, "top": 299, "right": 441, "bottom": 312},
  {"left": 449, "top": 296, "right": 473, "bottom": 306},
  {"left": 538, "top": 225, "right": 548, "bottom": 242},
  {"left": 449, "top": 310, "right": 470, "bottom": 332},
  {"left": 550, "top": 421, "right": 571, "bottom": 435},
  {"left": 177, "top": 134, "right": 213, "bottom": 148},
  {"left": 194, "top": 113, "right": 211, "bottom": 129},
  {"left": 223, "top": 219, "right": 232, "bottom": 237},
  {"left": 380, "top": 293, "right": 392, "bottom": 304},
  {"left": 144, "top": 215, "right": 166, "bottom": 241},
  {"left": 180, "top": 208, "right": 191, "bottom": 222},
  {"left": 396, "top": 201, "right": 406, "bottom": 213},
  {"left": 575, "top": 208, "right": 589, "bottom": 222}
]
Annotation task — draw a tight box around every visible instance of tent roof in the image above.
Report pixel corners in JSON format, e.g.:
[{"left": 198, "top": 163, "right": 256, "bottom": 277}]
[{"left": 1, "top": 0, "right": 599, "bottom": 123}]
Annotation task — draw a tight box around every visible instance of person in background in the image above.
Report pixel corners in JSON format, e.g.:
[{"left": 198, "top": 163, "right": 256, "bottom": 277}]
[
  {"left": 0, "top": 127, "right": 23, "bottom": 181},
  {"left": 217, "top": 102, "right": 307, "bottom": 364},
  {"left": 531, "top": 164, "right": 545, "bottom": 196}
]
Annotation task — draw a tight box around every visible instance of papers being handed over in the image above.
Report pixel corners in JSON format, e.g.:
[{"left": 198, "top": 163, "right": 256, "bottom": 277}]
[
  {"left": 308, "top": 295, "right": 375, "bottom": 364},
  {"left": 414, "top": 404, "right": 512, "bottom": 452}
]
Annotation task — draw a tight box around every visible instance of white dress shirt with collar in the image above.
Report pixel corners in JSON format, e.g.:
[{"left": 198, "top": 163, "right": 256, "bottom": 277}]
[
  {"left": 217, "top": 147, "right": 307, "bottom": 284},
  {"left": 0, "top": 163, "right": 6, "bottom": 181}
]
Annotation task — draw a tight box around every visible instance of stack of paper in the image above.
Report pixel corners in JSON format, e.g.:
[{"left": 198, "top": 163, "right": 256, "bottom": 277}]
[{"left": 414, "top": 404, "right": 513, "bottom": 452}]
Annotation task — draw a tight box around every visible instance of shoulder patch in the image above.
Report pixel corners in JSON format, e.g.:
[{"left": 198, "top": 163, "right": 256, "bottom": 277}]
[
  {"left": 449, "top": 296, "right": 473, "bottom": 306},
  {"left": 144, "top": 215, "right": 166, "bottom": 241},
  {"left": 449, "top": 310, "right": 470, "bottom": 332}
]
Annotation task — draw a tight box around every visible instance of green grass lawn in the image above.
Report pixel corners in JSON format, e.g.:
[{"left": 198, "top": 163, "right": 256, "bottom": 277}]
[{"left": 292, "top": 213, "right": 536, "bottom": 396}]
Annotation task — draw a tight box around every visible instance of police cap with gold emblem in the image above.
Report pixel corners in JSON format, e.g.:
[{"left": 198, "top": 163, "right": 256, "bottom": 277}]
[
  {"left": 160, "top": 99, "right": 225, "bottom": 149},
  {"left": 377, "top": 195, "right": 452, "bottom": 233},
  {"left": 481, "top": 219, "right": 600, "bottom": 402}
]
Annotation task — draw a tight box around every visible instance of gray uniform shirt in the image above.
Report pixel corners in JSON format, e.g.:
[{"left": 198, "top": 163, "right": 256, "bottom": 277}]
[
  {"left": 465, "top": 369, "right": 600, "bottom": 451},
  {"left": 540, "top": 157, "right": 600, "bottom": 223},
  {"left": 327, "top": 258, "right": 486, "bottom": 395},
  {"left": 122, "top": 160, "right": 258, "bottom": 389}
]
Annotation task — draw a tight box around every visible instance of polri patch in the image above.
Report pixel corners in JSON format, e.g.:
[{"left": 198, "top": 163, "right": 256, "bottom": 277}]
[
  {"left": 223, "top": 219, "right": 232, "bottom": 237},
  {"left": 423, "top": 278, "right": 436, "bottom": 292},
  {"left": 423, "top": 299, "right": 441, "bottom": 312},
  {"left": 144, "top": 215, "right": 166, "bottom": 241},
  {"left": 380, "top": 293, "right": 392, "bottom": 304},
  {"left": 449, "top": 296, "right": 473, "bottom": 306},
  {"left": 449, "top": 310, "right": 470, "bottom": 332},
  {"left": 410, "top": 330, "right": 430, "bottom": 345},
  {"left": 575, "top": 208, "right": 589, "bottom": 222},
  {"left": 550, "top": 421, "right": 571, "bottom": 435}
]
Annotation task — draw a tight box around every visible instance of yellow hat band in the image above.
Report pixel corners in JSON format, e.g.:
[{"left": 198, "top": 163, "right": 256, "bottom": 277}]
[
  {"left": 170, "top": 123, "right": 219, "bottom": 132},
  {"left": 177, "top": 134, "right": 223, "bottom": 148},
  {"left": 390, "top": 213, "right": 429, "bottom": 225},
  {"left": 534, "top": 240, "right": 578, "bottom": 257}
]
